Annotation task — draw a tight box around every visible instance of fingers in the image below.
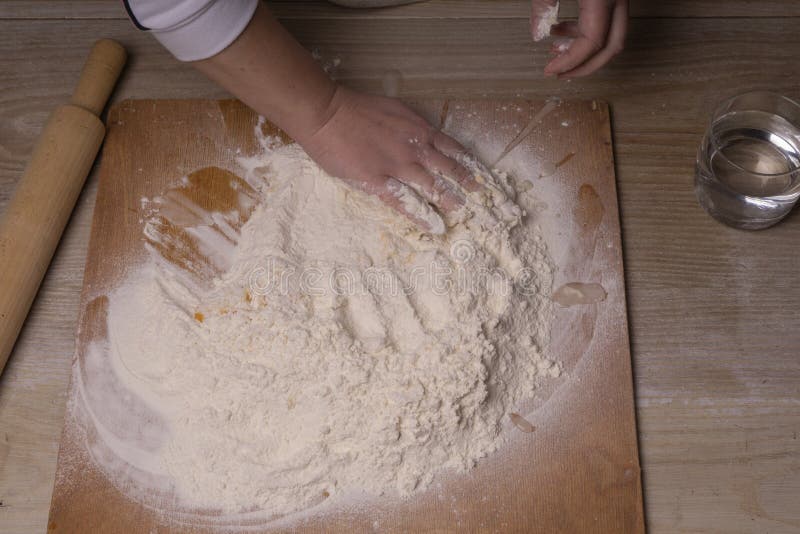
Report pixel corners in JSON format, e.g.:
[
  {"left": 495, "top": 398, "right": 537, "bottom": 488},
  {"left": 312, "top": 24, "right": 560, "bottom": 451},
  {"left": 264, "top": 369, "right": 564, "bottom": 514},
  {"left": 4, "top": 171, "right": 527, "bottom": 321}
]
[
  {"left": 421, "top": 144, "right": 482, "bottom": 194},
  {"left": 544, "top": 4, "right": 609, "bottom": 76},
  {"left": 431, "top": 130, "right": 467, "bottom": 159},
  {"left": 544, "top": 36, "right": 602, "bottom": 75},
  {"left": 428, "top": 131, "right": 484, "bottom": 193},
  {"left": 378, "top": 178, "right": 446, "bottom": 235},
  {"left": 372, "top": 145, "right": 476, "bottom": 235},
  {"left": 550, "top": 38, "right": 575, "bottom": 57},
  {"left": 544, "top": 0, "right": 626, "bottom": 77},
  {"left": 559, "top": 1, "right": 627, "bottom": 77},
  {"left": 399, "top": 162, "right": 465, "bottom": 212}
]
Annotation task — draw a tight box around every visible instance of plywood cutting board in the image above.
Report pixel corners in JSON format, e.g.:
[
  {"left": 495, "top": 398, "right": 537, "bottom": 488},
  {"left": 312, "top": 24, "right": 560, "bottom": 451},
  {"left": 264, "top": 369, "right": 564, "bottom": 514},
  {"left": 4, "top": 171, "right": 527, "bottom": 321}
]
[{"left": 48, "top": 99, "right": 643, "bottom": 533}]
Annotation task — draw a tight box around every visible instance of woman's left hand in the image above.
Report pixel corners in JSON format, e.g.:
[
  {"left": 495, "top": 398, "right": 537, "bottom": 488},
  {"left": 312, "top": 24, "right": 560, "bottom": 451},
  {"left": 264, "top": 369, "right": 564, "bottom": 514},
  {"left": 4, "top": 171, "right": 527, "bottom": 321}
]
[{"left": 531, "top": 0, "right": 628, "bottom": 78}]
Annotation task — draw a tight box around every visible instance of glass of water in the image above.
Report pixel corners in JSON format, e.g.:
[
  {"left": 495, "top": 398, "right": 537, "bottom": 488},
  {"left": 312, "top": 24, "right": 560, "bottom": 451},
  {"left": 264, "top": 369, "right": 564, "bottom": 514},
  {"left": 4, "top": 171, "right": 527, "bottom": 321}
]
[{"left": 695, "top": 91, "right": 800, "bottom": 230}]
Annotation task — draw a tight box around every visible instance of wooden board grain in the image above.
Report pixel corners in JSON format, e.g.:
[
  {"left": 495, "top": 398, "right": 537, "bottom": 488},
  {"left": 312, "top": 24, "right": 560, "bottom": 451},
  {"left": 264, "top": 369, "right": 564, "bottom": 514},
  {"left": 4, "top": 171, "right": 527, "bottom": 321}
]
[
  {"left": 3, "top": 9, "right": 800, "bottom": 534},
  {"left": 47, "top": 98, "right": 642, "bottom": 533}
]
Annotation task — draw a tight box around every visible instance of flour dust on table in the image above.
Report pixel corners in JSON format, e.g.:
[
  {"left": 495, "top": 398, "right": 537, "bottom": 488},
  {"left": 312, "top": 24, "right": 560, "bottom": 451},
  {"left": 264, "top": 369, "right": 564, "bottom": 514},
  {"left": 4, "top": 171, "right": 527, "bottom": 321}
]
[{"left": 72, "top": 119, "right": 561, "bottom": 523}]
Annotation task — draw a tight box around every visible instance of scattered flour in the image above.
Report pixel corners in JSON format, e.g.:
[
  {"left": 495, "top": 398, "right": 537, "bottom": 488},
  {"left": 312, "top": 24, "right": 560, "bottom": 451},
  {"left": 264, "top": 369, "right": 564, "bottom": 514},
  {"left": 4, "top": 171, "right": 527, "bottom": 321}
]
[{"left": 79, "top": 121, "right": 560, "bottom": 522}]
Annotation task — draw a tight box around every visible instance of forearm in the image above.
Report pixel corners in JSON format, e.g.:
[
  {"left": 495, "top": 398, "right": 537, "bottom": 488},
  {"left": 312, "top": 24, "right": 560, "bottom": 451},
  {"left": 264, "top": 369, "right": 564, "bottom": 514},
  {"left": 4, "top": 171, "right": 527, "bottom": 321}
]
[
  {"left": 125, "top": 0, "right": 486, "bottom": 233},
  {"left": 192, "top": 3, "right": 337, "bottom": 142}
]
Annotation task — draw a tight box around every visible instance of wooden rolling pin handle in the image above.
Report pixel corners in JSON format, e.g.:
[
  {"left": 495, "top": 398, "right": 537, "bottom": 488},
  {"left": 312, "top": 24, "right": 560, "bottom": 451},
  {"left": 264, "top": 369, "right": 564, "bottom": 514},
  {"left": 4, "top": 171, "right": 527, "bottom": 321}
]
[
  {"left": 71, "top": 39, "right": 127, "bottom": 116},
  {"left": 0, "top": 40, "right": 126, "bottom": 376}
]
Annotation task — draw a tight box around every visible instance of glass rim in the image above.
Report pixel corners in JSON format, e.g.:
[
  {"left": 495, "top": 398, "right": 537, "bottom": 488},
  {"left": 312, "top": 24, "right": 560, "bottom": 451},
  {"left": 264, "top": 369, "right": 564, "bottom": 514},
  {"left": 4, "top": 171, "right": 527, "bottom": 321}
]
[{"left": 710, "top": 91, "right": 800, "bottom": 179}]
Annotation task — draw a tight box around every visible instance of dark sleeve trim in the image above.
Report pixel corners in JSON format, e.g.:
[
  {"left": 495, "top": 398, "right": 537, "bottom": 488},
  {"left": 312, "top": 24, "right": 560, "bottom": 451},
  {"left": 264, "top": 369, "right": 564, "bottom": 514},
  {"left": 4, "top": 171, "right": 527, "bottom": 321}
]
[{"left": 122, "top": 0, "right": 150, "bottom": 31}]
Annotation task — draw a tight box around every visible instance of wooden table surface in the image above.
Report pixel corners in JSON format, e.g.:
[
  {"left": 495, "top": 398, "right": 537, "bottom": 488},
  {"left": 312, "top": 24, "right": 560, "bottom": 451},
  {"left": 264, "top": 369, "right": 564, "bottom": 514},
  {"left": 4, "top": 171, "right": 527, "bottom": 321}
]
[{"left": 0, "top": 1, "right": 798, "bottom": 533}]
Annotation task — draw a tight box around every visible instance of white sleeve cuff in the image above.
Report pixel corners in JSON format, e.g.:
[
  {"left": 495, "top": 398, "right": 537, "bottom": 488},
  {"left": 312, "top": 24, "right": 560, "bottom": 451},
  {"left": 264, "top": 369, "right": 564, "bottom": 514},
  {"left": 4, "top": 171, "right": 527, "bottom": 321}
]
[{"left": 145, "top": 0, "right": 259, "bottom": 62}]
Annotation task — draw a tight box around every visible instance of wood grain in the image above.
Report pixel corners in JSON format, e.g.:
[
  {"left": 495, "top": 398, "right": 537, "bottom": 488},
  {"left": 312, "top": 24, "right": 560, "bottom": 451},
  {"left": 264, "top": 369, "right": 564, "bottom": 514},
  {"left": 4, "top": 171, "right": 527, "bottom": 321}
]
[
  {"left": 0, "top": 38, "right": 124, "bottom": 376},
  {"left": 0, "top": 106, "right": 104, "bottom": 374},
  {"left": 46, "top": 97, "right": 642, "bottom": 533},
  {"left": 1, "top": 4, "right": 799, "bottom": 534}
]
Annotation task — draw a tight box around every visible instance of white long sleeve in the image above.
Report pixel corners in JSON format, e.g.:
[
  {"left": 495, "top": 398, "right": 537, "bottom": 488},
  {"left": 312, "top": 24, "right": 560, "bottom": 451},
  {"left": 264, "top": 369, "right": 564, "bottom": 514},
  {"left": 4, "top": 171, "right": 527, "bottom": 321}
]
[{"left": 123, "top": 0, "right": 258, "bottom": 61}]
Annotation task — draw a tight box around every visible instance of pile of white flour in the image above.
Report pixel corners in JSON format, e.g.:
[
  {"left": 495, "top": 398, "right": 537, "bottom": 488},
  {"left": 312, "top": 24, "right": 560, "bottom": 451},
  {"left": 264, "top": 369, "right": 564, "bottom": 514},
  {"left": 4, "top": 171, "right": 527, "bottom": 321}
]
[{"left": 93, "top": 125, "right": 559, "bottom": 519}]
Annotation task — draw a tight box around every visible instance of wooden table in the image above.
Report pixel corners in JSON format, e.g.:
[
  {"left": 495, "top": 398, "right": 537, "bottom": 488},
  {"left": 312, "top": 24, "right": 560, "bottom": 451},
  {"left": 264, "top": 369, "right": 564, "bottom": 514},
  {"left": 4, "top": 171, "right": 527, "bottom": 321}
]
[{"left": 1, "top": 1, "right": 798, "bottom": 532}]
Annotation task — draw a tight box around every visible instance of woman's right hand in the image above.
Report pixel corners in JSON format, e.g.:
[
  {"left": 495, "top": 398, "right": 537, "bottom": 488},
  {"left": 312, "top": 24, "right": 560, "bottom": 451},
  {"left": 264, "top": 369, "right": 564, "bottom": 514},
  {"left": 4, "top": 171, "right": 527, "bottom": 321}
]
[
  {"left": 297, "top": 86, "right": 481, "bottom": 234},
  {"left": 193, "top": 3, "right": 481, "bottom": 233}
]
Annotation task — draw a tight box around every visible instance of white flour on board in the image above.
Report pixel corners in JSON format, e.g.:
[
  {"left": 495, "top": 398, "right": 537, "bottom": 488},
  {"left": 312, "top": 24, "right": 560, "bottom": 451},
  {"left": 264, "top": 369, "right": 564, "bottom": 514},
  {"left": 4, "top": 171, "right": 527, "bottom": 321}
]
[{"left": 76, "top": 119, "right": 561, "bottom": 521}]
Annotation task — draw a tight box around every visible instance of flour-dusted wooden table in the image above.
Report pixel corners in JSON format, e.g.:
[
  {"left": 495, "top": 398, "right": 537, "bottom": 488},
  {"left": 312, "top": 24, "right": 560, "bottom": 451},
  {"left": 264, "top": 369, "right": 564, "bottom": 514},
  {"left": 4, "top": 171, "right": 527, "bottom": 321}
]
[{"left": 0, "top": 1, "right": 799, "bottom": 533}]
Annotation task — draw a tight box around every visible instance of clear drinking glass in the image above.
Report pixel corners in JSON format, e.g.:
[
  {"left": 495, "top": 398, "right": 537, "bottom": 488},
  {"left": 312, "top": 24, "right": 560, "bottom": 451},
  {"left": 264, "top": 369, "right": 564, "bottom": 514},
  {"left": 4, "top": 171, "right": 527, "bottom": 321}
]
[{"left": 695, "top": 91, "right": 800, "bottom": 230}]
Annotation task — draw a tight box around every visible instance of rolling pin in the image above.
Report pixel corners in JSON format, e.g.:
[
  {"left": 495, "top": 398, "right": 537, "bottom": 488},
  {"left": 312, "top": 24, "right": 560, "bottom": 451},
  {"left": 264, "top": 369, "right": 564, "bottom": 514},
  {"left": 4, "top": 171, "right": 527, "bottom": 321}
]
[{"left": 0, "top": 39, "right": 126, "bottom": 376}]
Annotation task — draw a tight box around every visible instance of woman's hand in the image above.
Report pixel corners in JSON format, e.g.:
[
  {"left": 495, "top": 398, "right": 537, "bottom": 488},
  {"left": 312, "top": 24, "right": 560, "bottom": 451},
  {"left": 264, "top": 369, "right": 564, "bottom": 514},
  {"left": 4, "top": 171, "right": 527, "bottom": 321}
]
[
  {"left": 193, "top": 4, "right": 479, "bottom": 233},
  {"left": 531, "top": 0, "right": 628, "bottom": 78},
  {"left": 297, "top": 86, "right": 480, "bottom": 233}
]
